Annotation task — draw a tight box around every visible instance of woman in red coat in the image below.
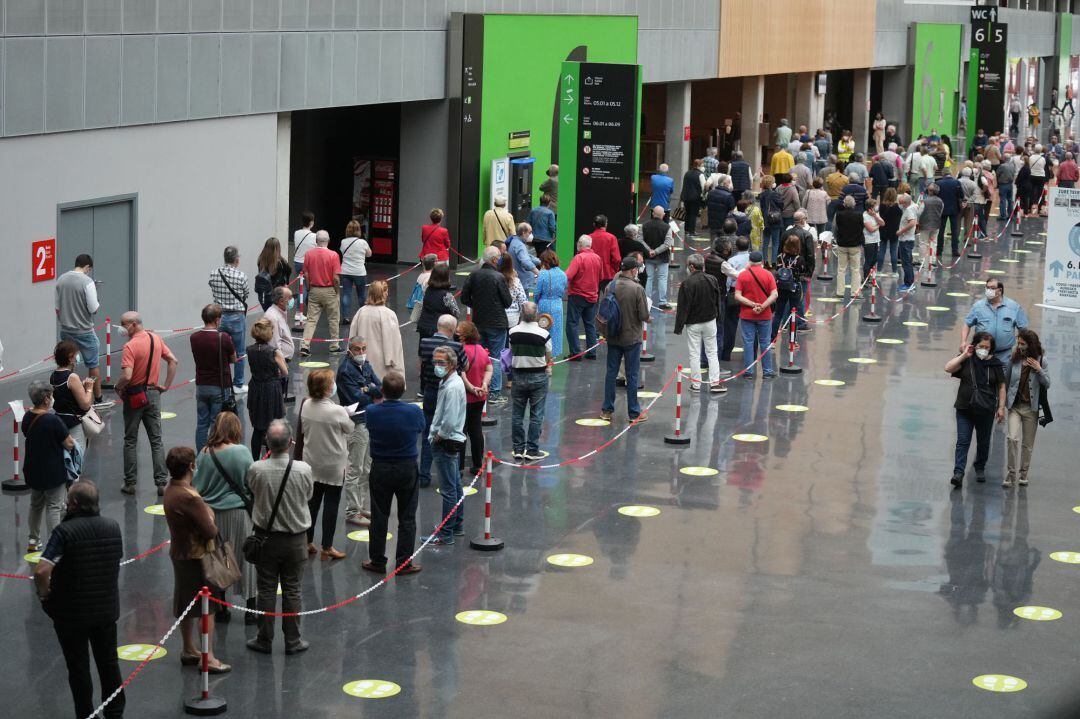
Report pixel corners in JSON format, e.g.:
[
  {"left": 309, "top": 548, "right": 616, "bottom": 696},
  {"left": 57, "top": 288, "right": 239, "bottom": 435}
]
[{"left": 420, "top": 208, "right": 451, "bottom": 262}]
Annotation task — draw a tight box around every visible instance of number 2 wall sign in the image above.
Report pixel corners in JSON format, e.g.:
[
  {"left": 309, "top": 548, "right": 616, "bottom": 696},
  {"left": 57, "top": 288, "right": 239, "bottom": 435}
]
[{"left": 31, "top": 238, "right": 56, "bottom": 284}]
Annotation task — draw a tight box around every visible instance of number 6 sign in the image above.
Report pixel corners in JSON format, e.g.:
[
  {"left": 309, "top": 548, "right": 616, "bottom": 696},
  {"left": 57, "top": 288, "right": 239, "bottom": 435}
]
[{"left": 31, "top": 238, "right": 56, "bottom": 283}]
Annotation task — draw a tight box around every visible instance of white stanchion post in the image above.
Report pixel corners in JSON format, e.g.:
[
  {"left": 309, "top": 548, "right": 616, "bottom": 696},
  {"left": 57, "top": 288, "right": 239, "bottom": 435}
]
[
  {"left": 470, "top": 452, "right": 504, "bottom": 551},
  {"left": 292, "top": 274, "right": 306, "bottom": 332},
  {"left": 640, "top": 324, "right": 655, "bottom": 362},
  {"left": 817, "top": 242, "right": 833, "bottom": 281},
  {"left": 481, "top": 399, "right": 497, "bottom": 427},
  {"left": 183, "top": 587, "right": 226, "bottom": 715},
  {"left": 968, "top": 215, "right": 983, "bottom": 260},
  {"left": 664, "top": 365, "right": 692, "bottom": 445},
  {"left": 920, "top": 245, "right": 938, "bottom": 288},
  {"left": 1, "top": 414, "right": 27, "bottom": 492},
  {"left": 779, "top": 308, "right": 803, "bottom": 374},
  {"left": 862, "top": 267, "right": 882, "bottom": 322},
  {"left": 103, "top": 317, "right": 114, "bottom": 389}
]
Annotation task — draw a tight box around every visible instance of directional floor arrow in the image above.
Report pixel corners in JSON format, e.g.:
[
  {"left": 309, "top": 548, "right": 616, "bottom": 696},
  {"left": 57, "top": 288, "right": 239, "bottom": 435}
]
[{"left": 1049, "top": 260, "right": 1064, "bottom": 278}]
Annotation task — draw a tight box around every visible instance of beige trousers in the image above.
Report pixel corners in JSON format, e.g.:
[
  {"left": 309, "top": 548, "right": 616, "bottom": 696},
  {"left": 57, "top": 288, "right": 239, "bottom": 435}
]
[
  {"left": 1006, "top": 404, "right": 1039, "bottom": 481},
  {"left": 303, "top": 286, "right": 341, "bottom": 350}
]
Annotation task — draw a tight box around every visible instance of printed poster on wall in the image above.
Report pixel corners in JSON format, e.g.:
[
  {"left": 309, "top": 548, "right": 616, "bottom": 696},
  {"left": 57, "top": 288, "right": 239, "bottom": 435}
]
[{"left": 1044, "top": 187, "right": 1080, "bottom": 310}]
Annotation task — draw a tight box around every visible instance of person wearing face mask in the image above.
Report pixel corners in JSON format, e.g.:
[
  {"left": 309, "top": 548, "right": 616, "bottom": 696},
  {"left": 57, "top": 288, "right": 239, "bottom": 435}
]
[
  {"left": 264, "top": 286, "right": 295, "bottom": 396},
  {"left": 417, "top": 315, "right": 468, "bottom": 489},
  {"left": 246, "top": 319, "right": 288, "bottom": 458},
  {"left": 507, "top": 222, "right": 542, "bottom": 293},
  {"left": 297, "top": 368, "right": 352, "bottom": 561},
  {"left": 335, "top": 337, "right": 381, "bottom": 528},
  {"left": 961, "top": 278, "right": 1029, "bottom": 364},
  {"left": 600, "top": 256, "right": 652, "bottom": 423},
  {"left": 22, "top": 380, "right": 75, "bottom": 552},
  {"left": 49, "top": 340, "right": 95, "bottom": 467},
  {"left": 945, "top": 331, "right": 1007, "bottom": 488},
  {"left": 1003, "top": 329, "right": 1051, "bottom": 488},
  {"left": 424, "top": 347, "right": 468, "bottom": 545}
]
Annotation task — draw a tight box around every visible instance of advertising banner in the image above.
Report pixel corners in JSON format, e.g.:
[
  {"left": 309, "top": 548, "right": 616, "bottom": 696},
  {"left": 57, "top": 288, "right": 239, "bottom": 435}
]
[
  {"left": 911, "top": 23, "right": 963, "bottom": 139},
  {"left": 1044, "top": 187, "right": 1080, "bottom": 310}
]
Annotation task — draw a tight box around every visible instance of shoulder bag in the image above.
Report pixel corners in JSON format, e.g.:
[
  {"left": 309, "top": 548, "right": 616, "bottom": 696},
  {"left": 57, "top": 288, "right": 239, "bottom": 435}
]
[
  {"left": 208, "top": 447, "right": 253, "bottom": 515},
  {"left": 217, "top": 269, "right": 248, "bottom": 309},
  {"left": 54, "top": 371, "right": 105, "bottom": 437},
  {"left": 242, "top": 458, "right": 293, "bottom": 565},
  {"left": 123, "top": 334, "right": 155, "bottom": 410},
  {"left": 218, "top": 332, "right": 237, "bottom": 415},
  {"left": 967, "top": 360, "right": 998, "bottom": 414},
  {"left": 292, "top": 399, "right": 307, "bottom": 460}
]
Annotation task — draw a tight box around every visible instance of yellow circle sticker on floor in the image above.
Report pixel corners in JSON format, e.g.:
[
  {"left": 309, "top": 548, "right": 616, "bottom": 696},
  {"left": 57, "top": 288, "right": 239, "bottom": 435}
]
[
  {"left": 143, "top": 504, "right": 165, "bottom": 516},
  {"left": 876, "top": 338, "right": 904, "bottom": 345},
  {"left": 343, "top": 680, "right": 402, "bottom": 699},
  {"left": 972, "top": 675, "right": 1027, "bottom": 693},
  {"left": 903, "top": 321, "right": 929, "bottom": 327},
  {"left": 946, "top": 292, "right": 969, "bottom": 297},
  {"left": 24, "top": 551, "right": 42, "bottom": 564},
  {"left": 731, "top": 346, "right": 743, "bottom": 353},
  {"left": 117, "top": 644, "right": 166, "bottom": 662},
  {"left": 576, "top": 418, "right": 610, "bottom": 427},
  {"left": 999, "top": 258, "right": 1020, "bottom": 263},
  {"left": 817, "top": 297, "right": 841, "bottom": 303},
  {"left": 435, "top": 486, "right": 478, "bottom": 496},
  {"left": 546, "top": 553, "right": 594, "bottom": 568},
  {"left": 455, "top": 610, "right": 508, "bottom": 626},
  {"left": 1013, "top": 249, "right": 1032, "bottom": 253},
  {"left": 732, "top": 433, "right": 768, "bottom": 442},
  {"left": 1038, "top": 231, "right": 1048, "bottom": 236},
  {"left": 638, "top": 391, "right": 661, "bottom": 398},
  {"left": 160, "top": 412, "right": 177, "bottom": 420},
  {"left": 775, "top": 404, "right": 809, "bottom": 412},
  {"left": 1050, "top": 551, "right": 1080, "bottom": 564},
  {"left": 455, "top": 271, "right": 470, "bottom": 276},
  {"left": 1013, "top": 606, "right": 1062, "bottom": 621},
  {"left": 1072, "top": 506, "right": 1080, "bottom": 514},
  {"left": 1026, "top": 240, "right": 1044, "bottom": 245},
  {"left": 986, "top": 269, "right": 1005, "bottom": 275},
  {"left": 299, "top": 361, "right": 330, "bottom": 368},
  {"left": 966, "top": 279, "right": 986, "bottom": 285},
  {"left": 926, "top": 306, "right": 950, "bottom": 312},
  {"left": 848, "top": 357, "right": 877, "bottom": 364},
  {"left": 347, "top": 530, "right": 392, "bottom": 543},
  {"left": 814, "top": 379, "right": 845, "bottom": 386},
  {"left": 679, "top": 466, "right": 718, "bottom": 477},
  {"left": 618, "top": 505, "right": 661, "bottom": 517}
]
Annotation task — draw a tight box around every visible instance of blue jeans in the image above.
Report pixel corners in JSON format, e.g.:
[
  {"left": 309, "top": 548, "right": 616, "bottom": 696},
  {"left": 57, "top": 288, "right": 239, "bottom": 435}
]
[
  {"left": 60, "top": 330, "right": 101, "bottom": 370},
  {"left": 898, "top": 240, "right": 915, "bottom": 286},
  {"left": 479, "top": 327, "right": 508, "bottom": 396},
  {"left": 877, "top": 236, "right": 898, "bottom": 273},
  {"left": 603, "top": 342, "right": 642, "bottom": 418},
  {"left": 740, "top": 318, "right": 775, "bottom": 377},
  {"left": 340, "top": 274, "right": 367, "bottom": 321},
  {"left": 954, "top": 409, "right": 994, "bottom": 475},
  {"left": 565, "top": 295, "right": 598, "bottom": 357},
  {"left": 645, "top": 259, "right": 669, "bottom": 306},
  {"left": 998, "top": 183, "right": 1014, "bottom": 219},
  {"left": 762, "top": 225, "right": 782, "bottom": 264},
  {"left": 772, "top": 290, "right": 801, "bottom": 338},
  {"left": 293, "top": 261, "right": 307, "bottom": 306},
  {"left": 218, "top": 312, "right": 246, "bottom": 388},
  {"left": 511, "top": 372, "right": 549, "bottom": 452},
  {"left": 418, "top": 387, "right": 439, "bottom": 487},
  {"left": 195, "top": 384, "right": 231, "bottom": 452},
  {"left": 432, "top": 446, "right": 463, "bottom": 539}
]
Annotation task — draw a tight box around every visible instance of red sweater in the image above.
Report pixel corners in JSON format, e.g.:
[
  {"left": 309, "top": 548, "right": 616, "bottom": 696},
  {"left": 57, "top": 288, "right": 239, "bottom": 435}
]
[
  {"left": 589, "top": 229, "right": 622, "bottom": 281},
  {"left": 420, "top": 224, "right": 451, "bottom": 261},
  {"left": 566, "top": 248, "right": 603, "bottom": 303}
]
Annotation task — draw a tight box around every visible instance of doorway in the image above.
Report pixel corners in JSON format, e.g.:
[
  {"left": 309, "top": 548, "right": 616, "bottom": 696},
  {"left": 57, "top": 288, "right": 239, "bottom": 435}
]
[{"left": 57, "top": 195, "right": 137, "bottom": 330}]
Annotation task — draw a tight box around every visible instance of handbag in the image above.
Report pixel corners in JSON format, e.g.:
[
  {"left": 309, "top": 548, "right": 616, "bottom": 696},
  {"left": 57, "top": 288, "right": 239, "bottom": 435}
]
[
  {"left": 208, "top": 447, "right": 253, "bottom": 515},
  {"left": 217, "top": 332, "right": 237, "bottom": 415},
  {"left": 242, "top": 458, "right": 293, "bottom": 565},
  {"left": 967, "top": 360, "right": 998, "bottom": 414},
  {"left": 80, "top": 406, "right": 105, "bottom": 437},
  {"left": 671, "top": 205, "right": 687, "bottom": 222},
  {"left": 293, "top": 399, "right": 307, "bottom": 460},
  {"left": 200, "top": 532, "right": 243, "bottom": 594},
  {"left": 123, "top": 334, "right": 155, "bottom": 410}
]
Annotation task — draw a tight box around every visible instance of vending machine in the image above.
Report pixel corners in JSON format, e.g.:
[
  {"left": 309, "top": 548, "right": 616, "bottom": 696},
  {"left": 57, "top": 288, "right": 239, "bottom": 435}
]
[{"left": 352, "top": 158, "right": 398, "bottom": 262}]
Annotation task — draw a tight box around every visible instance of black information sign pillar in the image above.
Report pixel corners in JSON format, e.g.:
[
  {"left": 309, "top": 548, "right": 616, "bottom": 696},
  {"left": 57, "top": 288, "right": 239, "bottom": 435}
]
[{"left": 968, "top": 6, "right": 1008, "bottom": 136}]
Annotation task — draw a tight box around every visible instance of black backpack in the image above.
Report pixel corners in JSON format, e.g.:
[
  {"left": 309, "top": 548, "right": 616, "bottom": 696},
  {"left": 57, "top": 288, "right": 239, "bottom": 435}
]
[
  {"left": 254, "top": 270, "right": 273, "bottom": 309},
  {"left": 774, "top": 257, "right": 799, "bottom": 296},
  {"left": 596, "top": 281, "right": 622, "bottom": 339}
]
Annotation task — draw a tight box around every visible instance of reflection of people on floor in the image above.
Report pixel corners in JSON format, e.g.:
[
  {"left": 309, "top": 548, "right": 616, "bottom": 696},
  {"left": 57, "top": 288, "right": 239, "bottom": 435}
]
[
  {"left": 991, "top": 492, "right": 1040, "bottom": 629},
  {"left": 939, "top": 490, "right": 990, "bottom": 625}
]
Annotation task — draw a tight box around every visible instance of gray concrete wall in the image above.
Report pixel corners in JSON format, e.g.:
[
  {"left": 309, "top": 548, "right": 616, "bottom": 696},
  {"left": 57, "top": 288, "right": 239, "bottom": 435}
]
[
  {"left": 0, "top": 0, "right": 717, "bottom": 138},
  {"left": 399, "top": 99, "right": 450, "bottom": 261}
]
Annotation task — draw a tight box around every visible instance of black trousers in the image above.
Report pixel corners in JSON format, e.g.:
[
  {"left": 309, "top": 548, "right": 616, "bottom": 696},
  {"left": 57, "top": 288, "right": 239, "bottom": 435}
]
[
  {"left": 255, "top": 531, "right": 306, "bottom": 647},
  {"left": 683, "top": 199, "right": 702, "bottom": 235},
  {"left": 306, "top": 482, "right": 342, "bottom": 548},
  {"left": 721, "top": 301, "right": 740, "bottom": 362},
  {"left": 1029, "top": 176, "right": 1046, "bottom": 213},
  {"left": 54, "top": 621, "right": 125, "bottom": 719},
  {"left": 368, "top": 459, "right": 420, "bottom": 568},
  {"left": 459, "top": 401, "right": 485, "bottom": 474},
  {"left": 937, "top": 213, "right": 961, "bottom": 256}
]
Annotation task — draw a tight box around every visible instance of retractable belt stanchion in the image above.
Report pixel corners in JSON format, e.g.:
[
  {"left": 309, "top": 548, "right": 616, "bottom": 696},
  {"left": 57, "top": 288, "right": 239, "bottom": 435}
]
[
  {"left": 968, "top": 215, "right": 982, "bottom": 260},
  {"left": 292, "top": 274, "right": 306, "bottom": 332},
  {"left": 817, "top": 242, "right": 833, "bottom": 281},
  {"left": 862, "top": 267, "right": 882, "bottom": 322},
  {"left": 2, "top": 411, "right": 26, "bottom": 492},
  {"left": 779, "top": 309, "right": 803, "bottom": 374},
  {"left": 664, "top": 365, "right": 691, "bottom": 445},
  {"left": 470, "top": 452, "right": 504, "bottom": 551},
  {"left": 481, "top": 399, "right": 497, "bottom": 427},
  {"left": 183, "top": 587, "right": 227, "bottom": 715},
  {"left": 640, "top": 325, "right": 655, "bottom": 362},
  {"left": 920, "top": 244, "right": 938, "bottom": 288},
  {"left": 102, "top": 317, "right": 114, "bottom": 389},
  {"left": 1011, "top": 207, "right": 1024, "bottom": 237}
]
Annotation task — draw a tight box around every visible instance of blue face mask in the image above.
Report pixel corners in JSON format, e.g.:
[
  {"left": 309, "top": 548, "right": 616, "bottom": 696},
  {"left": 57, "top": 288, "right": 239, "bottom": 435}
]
[
  {"left": 330, "top": 382, "right": 338, "bottom": 397},
  {"left": 434, "top": 365, "right": 449, "bottom": 379},
  {"left": 287, "top": 298, "right": 296, "bottom": 311}
]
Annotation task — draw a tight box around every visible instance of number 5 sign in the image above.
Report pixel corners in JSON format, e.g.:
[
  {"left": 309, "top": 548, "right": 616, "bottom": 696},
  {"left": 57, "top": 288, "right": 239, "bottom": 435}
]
[{"left": 32, "top": 238, "right": 56, "bottom": 283}]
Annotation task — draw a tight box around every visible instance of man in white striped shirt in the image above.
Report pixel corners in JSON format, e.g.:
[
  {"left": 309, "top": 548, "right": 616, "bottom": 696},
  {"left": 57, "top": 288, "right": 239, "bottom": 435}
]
[
  {"left": 508, "top": 302, "right": 552, "bottom": 461},
  {"left": 208, "top": 246, "right": 250, "bottom": 394}
]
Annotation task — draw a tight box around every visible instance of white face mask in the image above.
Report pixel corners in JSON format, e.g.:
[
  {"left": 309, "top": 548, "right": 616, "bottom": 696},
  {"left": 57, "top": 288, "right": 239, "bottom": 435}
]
[
  {"left": 975, "top": 348, "right": 991, "bottom": 360},
  {"left": 434, "top": 365, "right": 449, "bottom": 379},
  {"left": 985, "top": 288, "right": 998, "bottom": 300},
  {"left": 115, "top": 325, "right": 129, "bottom": 338},
  {"left": 352, "top": 353, "right": 366, "bottom": 366}
]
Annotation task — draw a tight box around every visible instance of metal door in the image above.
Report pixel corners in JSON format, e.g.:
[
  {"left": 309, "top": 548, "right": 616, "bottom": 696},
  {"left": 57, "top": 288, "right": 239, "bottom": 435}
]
[{"left": 57, "top": 196, "right": 137, "bottom": 329}]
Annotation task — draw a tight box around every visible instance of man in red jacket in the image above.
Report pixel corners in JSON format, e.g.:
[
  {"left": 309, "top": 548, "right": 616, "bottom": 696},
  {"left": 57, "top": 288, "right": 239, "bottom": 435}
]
[
  {"left": 589, "top": 215, "right": 622, "bottom": 292},
  {"left": 564, "top": 235, "right": 603, "bottom": 360}
]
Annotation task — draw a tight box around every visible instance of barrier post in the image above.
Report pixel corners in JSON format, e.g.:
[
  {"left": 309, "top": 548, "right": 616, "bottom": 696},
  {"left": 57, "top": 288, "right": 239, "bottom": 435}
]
[
  {"left": 102, "top": 317, "right": 114, "bottom": 389},
  {"left": 640, "top": 325, "right": 655, "bottom": 362},
  {"left": 470, "top": 452, "right": 504, "bottom": 551},
  {"left": 920, "top": 245, "right": 938, "bottom": 288},
  {"left": 2, "top": 414, "right": 27, "bottom": 492},
  {"left": 664, "top": 365, "right": 692, "bottom": 445},
  {"left": 817, "top": 242, "right": 833, "bottom": 281},
  {"left": 779, "top": 308, "right": 803, "bottom": 374},
  {"left": 862, "top": 267, "right": 882, "bottom": 322},
  {"left": 183, "top": 587, "right": 227, "bottom": 715},
  {"left": 968, "top": 215, "right": 983, "bottom": 260},
  {"left": 1011, "top": 206, "right": 1023, "bottom": 237},
  {"left": 481, "top": 399, "right": 497, "bottom": 427},
  {"left": 292, "top": 274, "right": 306, "bottom": 332}
]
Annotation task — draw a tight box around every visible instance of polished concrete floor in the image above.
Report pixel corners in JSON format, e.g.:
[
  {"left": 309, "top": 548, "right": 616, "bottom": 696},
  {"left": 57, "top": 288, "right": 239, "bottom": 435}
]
[{"left": 2, "top": 217, "right": 1080, "bottom": 718}]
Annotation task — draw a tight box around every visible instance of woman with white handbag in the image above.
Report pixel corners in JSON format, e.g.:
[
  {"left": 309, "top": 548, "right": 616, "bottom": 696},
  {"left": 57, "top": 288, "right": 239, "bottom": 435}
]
[{"left": 50, "top": 340, "right": 101, "bottom": 467}]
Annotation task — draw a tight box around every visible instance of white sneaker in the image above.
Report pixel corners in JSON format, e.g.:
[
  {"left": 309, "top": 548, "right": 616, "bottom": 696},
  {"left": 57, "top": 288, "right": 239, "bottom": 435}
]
[
  {"left": 709, "top": 383, "right": 728, "bottom": 394},
  {"left": 233, "top": 385, "right": 248, "bottom": 396},
  {"left": 690, "top": 383, "right": 702, "bottom": 391}
]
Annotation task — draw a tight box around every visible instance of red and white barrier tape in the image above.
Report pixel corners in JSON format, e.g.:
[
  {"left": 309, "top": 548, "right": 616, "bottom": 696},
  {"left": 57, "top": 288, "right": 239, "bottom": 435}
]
[{"left": 2, "top": 540, "right": 171, "bottom": 581}]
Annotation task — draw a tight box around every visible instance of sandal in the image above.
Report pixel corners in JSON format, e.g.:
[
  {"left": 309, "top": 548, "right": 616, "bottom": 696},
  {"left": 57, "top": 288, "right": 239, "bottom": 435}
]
[
  {"left": 180, "top": 652, "right": 201, "bottom": 666},
  {"left": 207, "top": 661, "right": 231, "bottom": 674}
]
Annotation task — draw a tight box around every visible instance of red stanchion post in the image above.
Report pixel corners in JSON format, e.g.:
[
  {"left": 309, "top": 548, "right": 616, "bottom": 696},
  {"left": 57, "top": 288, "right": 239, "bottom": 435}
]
[
  {"left": 968, "top": 215, "right": 983, "bottom": 260},
  {"left": 817, "top": 241, "right": 833, "bottom": 281},
  {"left": 481, "top": 399, "right": 497, "bottom": 427},
  {"left": 779, "top": 308, "right": 803, "bottom": 374},
  {"left": 102, "top": 317, "right": 114, "bottom": 389},
  {"left": 1011, "top": 204, "right": 1023, "bottom": 237},
  {"left": 292, "top": 274, "right": 306, "bottom": 332},
  {"left": 183, "top": 587, "right": 226, "bottom": 715},
  {"left": 640, "top": 324, "right": 655, "bottom": 362},
  {"left": 920, "top": 245, "right": 938, "bottom": 288},
  {"left": 470, "top": 452, "right": 504, "bottom": 551},
  {"left": 664, "top": 366, "right": 692, "bottom": 445},
  {"left": 862, "top": 267, "right": 882, "bottom": 322},
  {"left": 2, "top": 412, "right": 27, "bottom": 492}
]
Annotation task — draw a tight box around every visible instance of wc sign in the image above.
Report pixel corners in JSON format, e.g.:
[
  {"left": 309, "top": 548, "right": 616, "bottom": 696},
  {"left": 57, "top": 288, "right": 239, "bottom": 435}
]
[{"left": 31, "top": 238, "right": 56, "bottom": 283}]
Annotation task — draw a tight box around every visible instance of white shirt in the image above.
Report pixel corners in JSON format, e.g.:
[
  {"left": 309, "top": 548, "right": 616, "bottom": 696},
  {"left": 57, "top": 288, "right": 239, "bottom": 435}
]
[
  {"left": 340, "top": 237, "right": 371, "bottom": 276},
  {"left": 899, "top": 205, "right": 919, "bottom": 242},
  {"left": 863, "top": 211, "right": 881, "bottom": 244},
  {"left": 1029, "top": 153, "right": 1047, "bottom": 178},
  {"left": 293, "top": 228, "right": 316, "bottom": 264},
  {"left": 264, "top": 303, "right": 294, "bottom": 360},
  {"left": 919, "top": 154, "right": 938, "bottom": 179}
]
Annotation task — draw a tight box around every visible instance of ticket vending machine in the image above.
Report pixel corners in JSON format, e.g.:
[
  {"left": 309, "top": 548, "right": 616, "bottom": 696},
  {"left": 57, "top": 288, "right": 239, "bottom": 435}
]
[{"left": 510, "top": 156, "right": 535, "bottom": 223}]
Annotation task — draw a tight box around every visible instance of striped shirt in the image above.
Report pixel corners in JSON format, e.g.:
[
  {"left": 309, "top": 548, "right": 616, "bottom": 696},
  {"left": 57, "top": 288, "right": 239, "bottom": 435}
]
[
  {"left": 508, "top": 322, "right": 551, "bottom": 373},
  {"left": 208, "top": 265, "right": 249, "bottom": 312},
  {"left": 418, "top": 334, "right": 468, "bottom": 392}
]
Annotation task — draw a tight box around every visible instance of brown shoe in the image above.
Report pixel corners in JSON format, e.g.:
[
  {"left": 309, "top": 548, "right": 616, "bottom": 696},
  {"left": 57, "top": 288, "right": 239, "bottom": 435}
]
[
  {"left": 599, "top": 411, "right": 613, "bottom": 422},
  {"left": 320, "top": 547, "right": 346, "bottom": 561},
  {"left": 361, "top": 560, "right": 386, "bottom": 574},
  {"left": 307, "top": 543, "right": 318, "bottom": 555},
  {"left": 396, "top": 562, "right": 422, "bottom": 575},
  {"left": 346, "top": 515, "right": 371, "bottom": 528}
]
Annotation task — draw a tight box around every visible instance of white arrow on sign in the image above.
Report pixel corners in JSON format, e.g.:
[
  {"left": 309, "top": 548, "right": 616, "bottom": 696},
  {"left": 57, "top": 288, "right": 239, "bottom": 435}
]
[
  {"left": 563, "top": 114, "right": 573, "bottom": 125},
  {"left": 564, "top": 74, "right": 574, "bottom": 85}
]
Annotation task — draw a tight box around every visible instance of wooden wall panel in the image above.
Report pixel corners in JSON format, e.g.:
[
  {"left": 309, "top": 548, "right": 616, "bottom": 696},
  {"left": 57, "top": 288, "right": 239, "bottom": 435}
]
[{"left": 717, "top": 0, "right": 876, "bottom": 78}]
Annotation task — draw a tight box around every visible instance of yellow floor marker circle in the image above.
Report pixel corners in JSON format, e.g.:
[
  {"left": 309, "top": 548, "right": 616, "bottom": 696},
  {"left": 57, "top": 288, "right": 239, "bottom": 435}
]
[
  {"left": 946, "top": 292, "right": 969, "bottom": 297},
  {"left": 455, "top": 271, "right": 470, "bottom": 276},
  {"left": 775, "top": 404, "right": 809, "bottom": 412},
  {"left": 160, "top": 411, "right": 177, "bottom": 420},
  {"left": 117, "top": 644, "right": 166, "bottom": 662},
  {"left": 578, "top": 334, "right": 587, "bottom": 340},
  {"left": 1072, "top": 506, "right": 1080, "bottom": 514},
  {"left": 926, "top": 306, "right": 950, "bottom": 312},
  {"left": 972, "top": 675, "right": 1027, "bottom": 693},
  {"left": 546, "top": 553, "right": 594, "bottom": 568},
  {"left": 679, "top": 466, "right": 718, "bottom": 477},
  {"left": 277, "top": 583, "right": 282, "bottom": 595},
  {"left": 1026, "top": 240, "right": 1044, "bottom": 245},
  {"left": 410, "top": 401, "right": 422, "bottom": 408},
  {"left": 618, "top": 505, "right": 661, "bottom": 517},
  {"left": 24, "top": 551, "right": 42, "bottom": 564},
  {"left": 986, "top": 269, "right": 1005, "bottom": 275},
  {"left": 1013, "top": 249, "right": 1032, "bottom": 253},
  {"left": 143, "top": 504, "right": 165, "bottom": 516},
  {"left": 1039, "top": 231, "right": 1048, "bottom": 236},
  {"left": 343, "top": 680, "right": 402, "bottom": 699},
  {"left": 876, "top": 338, "right": 904, "bottom": 345},
  {"left": 1050, "top": 551, "right": 1080, "bottom": 564},
  {"left": 817, "top": 297, "right": 841, "bottom": 303},
  {"left": 903, "top": 321, "right": 928, "bottom": 327},
  {"left": 435, "top": 486, "right": 478, "bottom": 496},
  {"left": 999, "top": 258, "right": 1020, "bottom": 263},
  {"left": 347, "top": 530, "right": 393, "bottom": 543},
  {"left": 965, "top": 280, "right": 986, "bottom": 285},
  {"left": 1013, "top": 606, "right": 1062, "bottom": 621},
  {"left": 299, "top": 361, "right": 330, "bottom": 368},
  {"left": 848, "top": 357, "right": 877, "bottom": 364},
  {"left": 576, "top": 418, "right": 610, "bottom": 427},
  {"left": 731, "top": 346, "right": 743, "bottom": 353},
  {"left": 814, "top": 379, "right": 845, "bottom": 387},
  {"left": 455, "top": 610, "right": 508, "bottom": 626},
  {"left": 732, "top": 433, "right": 768, "bottom": 442}
]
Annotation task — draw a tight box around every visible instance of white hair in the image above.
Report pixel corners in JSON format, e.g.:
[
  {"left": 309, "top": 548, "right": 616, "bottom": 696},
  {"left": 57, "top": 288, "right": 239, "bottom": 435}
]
[
  {"left": 483, "top": 245, "right": 501, "bottom": 264},
  {"left": 494, "top": 196, "right": 507, "bottom": 207},
  {"left": 658, "top": 163, "right": 669, "bottom": 173},
  {"left": 315, "top": 230, "right": 330, "bottom": 245},
  {"left": 577, "top": 235, "right": 592, "bottom": 250}
]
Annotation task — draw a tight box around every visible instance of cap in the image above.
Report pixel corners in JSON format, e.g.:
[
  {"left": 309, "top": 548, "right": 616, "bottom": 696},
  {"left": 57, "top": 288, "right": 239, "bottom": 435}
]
[
  {"left": 620, "top": 256, "right": 642, "bottom": 271},
  {"left": 748, "top": 250, "right": 764, "bottom": 263}
]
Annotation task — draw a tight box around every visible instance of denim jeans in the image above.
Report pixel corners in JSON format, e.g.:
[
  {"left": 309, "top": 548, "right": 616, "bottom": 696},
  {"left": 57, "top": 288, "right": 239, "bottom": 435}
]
[
  {"left": 479, "top": 327, "right": 508, "bottom": 396},
  {"left": 998, "top": 183, "right": 1014, "bottom": 219},
  {"left": 954, "top": 409, "right": 995, "bottom": 475},
  {"left": 772, "top": 290, "right": 801, "bottom": 338},
  {"left": 877, "top": 236, "right": 898, "bottom": 273},
  {"left": 565, "top": 295, "right": 598, "bottom": 357},
  {"left": 122, "top": 388, "right": 167, "bottom": 487},
  {"left": 762, "top": 225, "right": 782, "bottom": 265},
  {"left": 418, "top": 387, "right": 439, "bottom": 486},
  {"left": 603, "top": 342, "right": 642, "bottom": 417},
  {"left": 740, "top": 318, "right": 775, "bottom": 377},
  {"left": 194, "top": 384, "right": 231, "bottom": 452},
  {"left": 898, "top": 241, "right": 915, "bottom": 286},
  {"left": 218, "top": 312, "right": 246, "bottom": 388},
  {"left": 432, "top": 446, "right": 463, "bottom": 539},
  {"left": 645, "top": 259, "right": 669, "bottom": 307},
  {"left": 511, "top": 372, "right": 549, "bottom": 452},
  {"left": 339, "top": 274, "right": 368, "bottom": 322}
]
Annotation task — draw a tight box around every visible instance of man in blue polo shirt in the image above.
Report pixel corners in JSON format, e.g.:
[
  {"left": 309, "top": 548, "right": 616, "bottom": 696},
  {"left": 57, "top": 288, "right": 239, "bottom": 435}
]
[
  {"left": 650, "top": 164, "right": 675, "bottom": 219},
  {"left": 960, "top": 278, "right": 1029, "bottom": 363}
]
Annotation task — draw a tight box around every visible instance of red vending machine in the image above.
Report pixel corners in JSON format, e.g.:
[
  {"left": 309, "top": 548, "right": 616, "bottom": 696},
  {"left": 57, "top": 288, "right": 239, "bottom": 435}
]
[{"left": 352, "top": 158, "right": 398, "bottom": 262}]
